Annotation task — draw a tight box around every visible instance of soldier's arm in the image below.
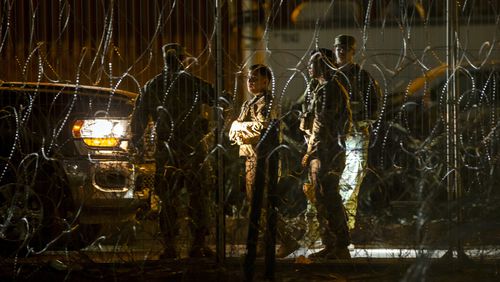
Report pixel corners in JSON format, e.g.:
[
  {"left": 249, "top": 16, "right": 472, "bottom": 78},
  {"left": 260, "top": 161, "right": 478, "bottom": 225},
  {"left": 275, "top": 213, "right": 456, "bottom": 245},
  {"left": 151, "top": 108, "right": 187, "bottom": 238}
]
[
  {"left": 254, "top": 99, "right": 270, "bottom": 130},
  {"left": 362, "top": 70, "right": 381, "bottom": 122},
  {"left": 306, "top": 91, "right": 326, "bottom": 157},
  {"left": 197, "top": 77, "right": 217, "bottom": 106},
  {"left": 130, "top": 80, "right": 156, "bottom": 148}
]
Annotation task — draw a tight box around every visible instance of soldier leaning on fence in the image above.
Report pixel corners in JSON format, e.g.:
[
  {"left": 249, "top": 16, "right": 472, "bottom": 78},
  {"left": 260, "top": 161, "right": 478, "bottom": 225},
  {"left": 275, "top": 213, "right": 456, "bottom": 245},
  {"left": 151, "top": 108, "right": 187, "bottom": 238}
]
[
  {"left": 130, "top": 43, "right": 217, "bottom": 258},
  {"left": 332, "top": 35, "right": 381, "bottom": 230},
  {"left": 301, "top": 48, "right": 353, "bottom": 259}
]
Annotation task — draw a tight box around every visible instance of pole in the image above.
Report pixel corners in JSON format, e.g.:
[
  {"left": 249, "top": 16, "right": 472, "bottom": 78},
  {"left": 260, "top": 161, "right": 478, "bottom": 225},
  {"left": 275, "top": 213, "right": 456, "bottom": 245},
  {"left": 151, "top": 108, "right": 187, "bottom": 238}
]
[
  {"left": 444, "top": 0, "right": 465, "bottom": 260},
  {"left": 214, "top": 0, "right": 225, "bottom": 264}
]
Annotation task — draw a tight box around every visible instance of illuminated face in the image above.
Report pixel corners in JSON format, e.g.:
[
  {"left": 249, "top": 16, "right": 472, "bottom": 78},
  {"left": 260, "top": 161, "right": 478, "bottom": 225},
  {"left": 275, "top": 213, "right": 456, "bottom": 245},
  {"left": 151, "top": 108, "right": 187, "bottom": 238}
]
[
  {"left": 247, "top": 70, "right": 269, "bottom": 94},
  {"left": 334, "top": 45, "right": 355, "bottom": 66},
  {"left": 308, "top": 52, "right": 324, "bottom": 79}
]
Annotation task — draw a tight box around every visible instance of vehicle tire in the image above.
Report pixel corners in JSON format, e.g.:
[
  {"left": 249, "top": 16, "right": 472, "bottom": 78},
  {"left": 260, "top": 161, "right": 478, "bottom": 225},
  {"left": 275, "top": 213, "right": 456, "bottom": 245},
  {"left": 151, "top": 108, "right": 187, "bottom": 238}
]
[
  {"left": 0, "top": 160, "right": 74, "bottom": 257},
  {"left": 0, "top": 183, "right": 43, "bottom": 257},
  {"left": 28, "top": 160, "right": 84, "bottom": 253}
]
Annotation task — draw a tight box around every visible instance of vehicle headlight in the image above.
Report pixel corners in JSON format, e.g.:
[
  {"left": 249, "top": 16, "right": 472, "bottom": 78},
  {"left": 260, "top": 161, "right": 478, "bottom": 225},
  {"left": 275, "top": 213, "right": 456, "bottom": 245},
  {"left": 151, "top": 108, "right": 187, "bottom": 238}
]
[{"left": 72, "top": 118, "right": 129, "bottom": 148}]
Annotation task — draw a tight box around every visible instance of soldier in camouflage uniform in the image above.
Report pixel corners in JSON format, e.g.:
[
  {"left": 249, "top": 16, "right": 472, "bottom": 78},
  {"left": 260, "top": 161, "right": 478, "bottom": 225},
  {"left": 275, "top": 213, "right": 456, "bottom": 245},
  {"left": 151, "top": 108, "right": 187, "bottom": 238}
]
[
  {"left": 302, "top": 48, "right": 353, "bottom": 259},
  {"left": 230, "top": 64, "right": 300, "bottom": 259},
  {"left": 131, "top": 43, "right": 217, "bottom": 258},
  {"left": 332, "top": 35, "right": 381, "bottom": 230},
  {"left": 230, "top": 65, "right": 276, "bottom": 202}
]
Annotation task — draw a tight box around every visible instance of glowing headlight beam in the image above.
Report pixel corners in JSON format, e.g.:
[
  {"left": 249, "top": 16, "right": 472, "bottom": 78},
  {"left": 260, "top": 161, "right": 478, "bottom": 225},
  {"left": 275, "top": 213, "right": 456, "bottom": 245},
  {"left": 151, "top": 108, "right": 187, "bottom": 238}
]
[{"left": 72, "top": 118, "right": 129, "bottom": 148}]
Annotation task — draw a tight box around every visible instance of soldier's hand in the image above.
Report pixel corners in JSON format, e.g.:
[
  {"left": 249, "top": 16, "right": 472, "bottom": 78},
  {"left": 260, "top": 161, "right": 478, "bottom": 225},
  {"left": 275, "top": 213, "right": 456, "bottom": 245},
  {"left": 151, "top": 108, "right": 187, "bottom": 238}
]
[{"left": 301, "top": 153, "right": 310, "bottom": 168}]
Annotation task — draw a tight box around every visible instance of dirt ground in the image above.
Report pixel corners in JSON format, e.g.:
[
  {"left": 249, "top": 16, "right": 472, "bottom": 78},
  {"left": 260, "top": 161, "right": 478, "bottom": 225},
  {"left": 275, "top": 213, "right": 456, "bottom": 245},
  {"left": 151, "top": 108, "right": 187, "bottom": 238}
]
[
  {"left": 2, "top": 254, "right": 499, "bottom": 282},
  {"left": 2, "top": 218, "right": 499, "bottom": 281}
]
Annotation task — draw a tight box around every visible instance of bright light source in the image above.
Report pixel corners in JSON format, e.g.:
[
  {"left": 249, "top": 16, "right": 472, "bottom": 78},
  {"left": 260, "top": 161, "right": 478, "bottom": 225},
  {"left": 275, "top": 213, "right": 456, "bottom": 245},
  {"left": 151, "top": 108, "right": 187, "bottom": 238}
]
[
  {"left": 72, "top": 118, "right": 129, "bottom": 148},
  {"left": 86, "top": 119, "right": 113, "bottom": 137},
  {"left": 83, "top": 137, "right": 119, "bottom": 147},
  {"left": 112, "top": 123, "right": 125, "bottom": 136}
]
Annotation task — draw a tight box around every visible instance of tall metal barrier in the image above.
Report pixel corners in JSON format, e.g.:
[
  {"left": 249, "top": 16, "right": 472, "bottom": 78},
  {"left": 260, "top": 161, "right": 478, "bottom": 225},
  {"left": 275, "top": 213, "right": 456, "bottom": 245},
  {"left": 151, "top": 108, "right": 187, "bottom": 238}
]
[{"left": 0, "top": 1, "right": 498, "bottom": 281}]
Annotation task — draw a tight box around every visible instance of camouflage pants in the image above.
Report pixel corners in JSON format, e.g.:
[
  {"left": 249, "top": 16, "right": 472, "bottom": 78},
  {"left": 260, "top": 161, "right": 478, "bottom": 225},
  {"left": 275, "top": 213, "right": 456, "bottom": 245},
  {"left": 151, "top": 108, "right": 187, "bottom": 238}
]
[
  {"left": 308, "top": 153, "right": 350, "bottom": 249},
  {"left": 244, "top": 151, "right": 299, "bottom": 250},
  {"left": 245, "top": 155, "right": 258, "bottom": 202},
  {"left": 339, "top": 133, "right": 369, "bottom": 230},
  {"left": 155, "top": 151, "right": 212, "bottom": 250}
]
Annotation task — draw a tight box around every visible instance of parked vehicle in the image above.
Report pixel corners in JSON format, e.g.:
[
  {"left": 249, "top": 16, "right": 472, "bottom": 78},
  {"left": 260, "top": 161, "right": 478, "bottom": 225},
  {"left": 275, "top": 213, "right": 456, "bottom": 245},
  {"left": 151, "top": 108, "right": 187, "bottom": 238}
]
[{"left": 0, "top": 82, "right": 154, "bottom": 256}]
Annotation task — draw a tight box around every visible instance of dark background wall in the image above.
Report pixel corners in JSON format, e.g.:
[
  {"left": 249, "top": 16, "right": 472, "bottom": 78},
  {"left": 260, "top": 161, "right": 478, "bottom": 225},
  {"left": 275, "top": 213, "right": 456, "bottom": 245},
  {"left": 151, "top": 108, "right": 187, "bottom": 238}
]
[{"left": 0, "top": 0, "right": 244, "bottom": 94}]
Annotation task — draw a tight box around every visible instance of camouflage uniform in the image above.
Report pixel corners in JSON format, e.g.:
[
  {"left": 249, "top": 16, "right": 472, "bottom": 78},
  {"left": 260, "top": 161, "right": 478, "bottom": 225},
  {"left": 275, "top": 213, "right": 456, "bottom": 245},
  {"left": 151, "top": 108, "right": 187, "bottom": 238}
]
[
  {"left": 235, "top": 91, "right": 276, "bottom": 201},
  {"left": 332, "top": 35, "right": 380, "bottom": 230},
  {"left": 233, "top": 85, "right": 305, "bottom": 258},
  {"left": 334, "top": 62, "right": 380, "bottom": 229},
  {"left": 304, "top": 78, "right": 353, "bottom": 251},
  {"left": 131, "top": 44, "right": 216, "bottom": 257}
]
